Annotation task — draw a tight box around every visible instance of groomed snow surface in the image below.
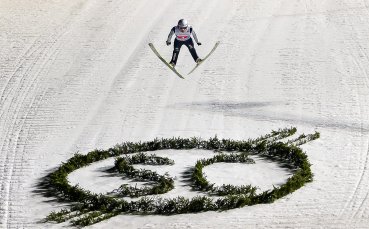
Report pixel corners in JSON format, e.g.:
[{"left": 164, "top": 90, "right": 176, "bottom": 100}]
[{"left": 1, "top": 0, "right": 369, "bottom": 228}]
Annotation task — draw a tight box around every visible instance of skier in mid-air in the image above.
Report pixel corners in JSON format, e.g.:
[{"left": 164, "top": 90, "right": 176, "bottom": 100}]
[{"left": 166, "top": 19, "right": 202, "bottom": 68}]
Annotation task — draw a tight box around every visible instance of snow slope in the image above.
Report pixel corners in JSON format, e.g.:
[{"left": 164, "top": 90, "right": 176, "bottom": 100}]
[{"left": 1, "top": 0, "right": 369, "bottom": 228}]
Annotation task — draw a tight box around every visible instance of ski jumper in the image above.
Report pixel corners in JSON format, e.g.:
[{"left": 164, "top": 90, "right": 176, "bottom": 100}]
[{"left": 167, "top": 26, "right": 200, "bottom": 65}]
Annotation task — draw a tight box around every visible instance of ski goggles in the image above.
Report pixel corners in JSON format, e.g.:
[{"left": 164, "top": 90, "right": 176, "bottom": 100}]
[{"left": 179, "top": 26, "right": 188, "bottom": 30}]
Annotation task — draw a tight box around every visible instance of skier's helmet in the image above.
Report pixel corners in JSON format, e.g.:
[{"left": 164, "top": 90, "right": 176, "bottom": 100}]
[{"left": 178, "top": 19, "right": 188, "bottom": 29}]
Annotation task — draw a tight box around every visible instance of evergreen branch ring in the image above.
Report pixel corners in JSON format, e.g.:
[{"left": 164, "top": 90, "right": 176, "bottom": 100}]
[{"left": 39, "top": 127, "right": 319, "bottom": 227}]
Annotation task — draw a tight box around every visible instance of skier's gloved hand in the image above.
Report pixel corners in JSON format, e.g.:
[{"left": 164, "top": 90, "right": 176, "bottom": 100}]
[
  {"left": 197, "top": 42, "right": 202, "bottom": 46},
  {"left": 166, "top": 41, "right": 171, "bottom": 46}
]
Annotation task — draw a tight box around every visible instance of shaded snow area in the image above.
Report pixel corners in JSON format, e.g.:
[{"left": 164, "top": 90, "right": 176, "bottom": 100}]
[{"left": 1, "top": 0, "right": 369, "bottom": 228}]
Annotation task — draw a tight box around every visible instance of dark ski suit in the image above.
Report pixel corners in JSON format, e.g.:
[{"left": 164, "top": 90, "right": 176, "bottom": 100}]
[{"left": 166, "top": 26, "right": 201, "bottom": 65}]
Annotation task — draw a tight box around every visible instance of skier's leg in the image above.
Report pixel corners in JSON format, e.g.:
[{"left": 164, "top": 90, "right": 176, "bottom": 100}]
[
  {"left": 185, "top": 39, "right": 201, "bottom": 63},
  {"left": 170, "top": 39, "right": 183, "bottom": 66}
]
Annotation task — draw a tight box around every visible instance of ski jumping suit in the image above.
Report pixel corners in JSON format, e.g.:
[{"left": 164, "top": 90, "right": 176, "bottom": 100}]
[{"left": 167, "top": 26, "right": 200, "bottom": 65}]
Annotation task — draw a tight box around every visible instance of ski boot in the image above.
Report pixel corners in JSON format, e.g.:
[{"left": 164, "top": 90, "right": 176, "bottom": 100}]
[{"left": 169, "top": 61, "right": 176, "bottom": 68}]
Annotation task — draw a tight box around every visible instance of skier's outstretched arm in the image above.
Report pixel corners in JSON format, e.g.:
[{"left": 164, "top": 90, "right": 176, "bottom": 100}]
[
  {"left": 166, "top": 27, "right": 175, "bottom": 45},
  {"left": 191, "top": 28, "right": 201, "bottom": 45}
]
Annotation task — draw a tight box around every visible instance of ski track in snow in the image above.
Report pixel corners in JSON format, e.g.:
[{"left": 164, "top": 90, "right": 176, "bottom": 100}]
[{"left": 1, "top": 0, "right": 369, "bottom": 228}]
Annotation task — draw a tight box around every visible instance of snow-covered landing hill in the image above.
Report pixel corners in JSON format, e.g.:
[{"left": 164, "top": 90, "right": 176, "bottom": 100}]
[{"left": 1, "top": 0, "right": 369, "bottom": 228}]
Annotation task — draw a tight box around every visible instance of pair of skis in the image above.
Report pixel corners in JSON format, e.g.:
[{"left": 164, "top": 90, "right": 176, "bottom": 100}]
[{"left": 148, "top": 41, "right": 220, "bottom": 79}]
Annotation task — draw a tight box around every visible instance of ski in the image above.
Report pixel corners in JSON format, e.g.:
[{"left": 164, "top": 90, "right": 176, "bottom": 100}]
[
  {"left": 148, "top": 43, "right": 185, "bottom": 79},
  {"left": 188, "top": 41, "right": 220, "bottom": 75}
]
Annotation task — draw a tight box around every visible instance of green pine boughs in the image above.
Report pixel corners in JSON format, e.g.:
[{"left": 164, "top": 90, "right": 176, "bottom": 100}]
[
  {"left": 41, "top": 127, "right": 319, "bottom": 227},
  {"left": 191, "top": 152, "right": 256, "bottom": 196},
  {"left": 111, "top": 153, "right": 175, "bottom": 197}
]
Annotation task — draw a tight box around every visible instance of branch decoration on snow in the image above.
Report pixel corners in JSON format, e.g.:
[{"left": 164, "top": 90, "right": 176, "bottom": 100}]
[{"left": 39, "top": 127, "right": 319, "bottom": 227}]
